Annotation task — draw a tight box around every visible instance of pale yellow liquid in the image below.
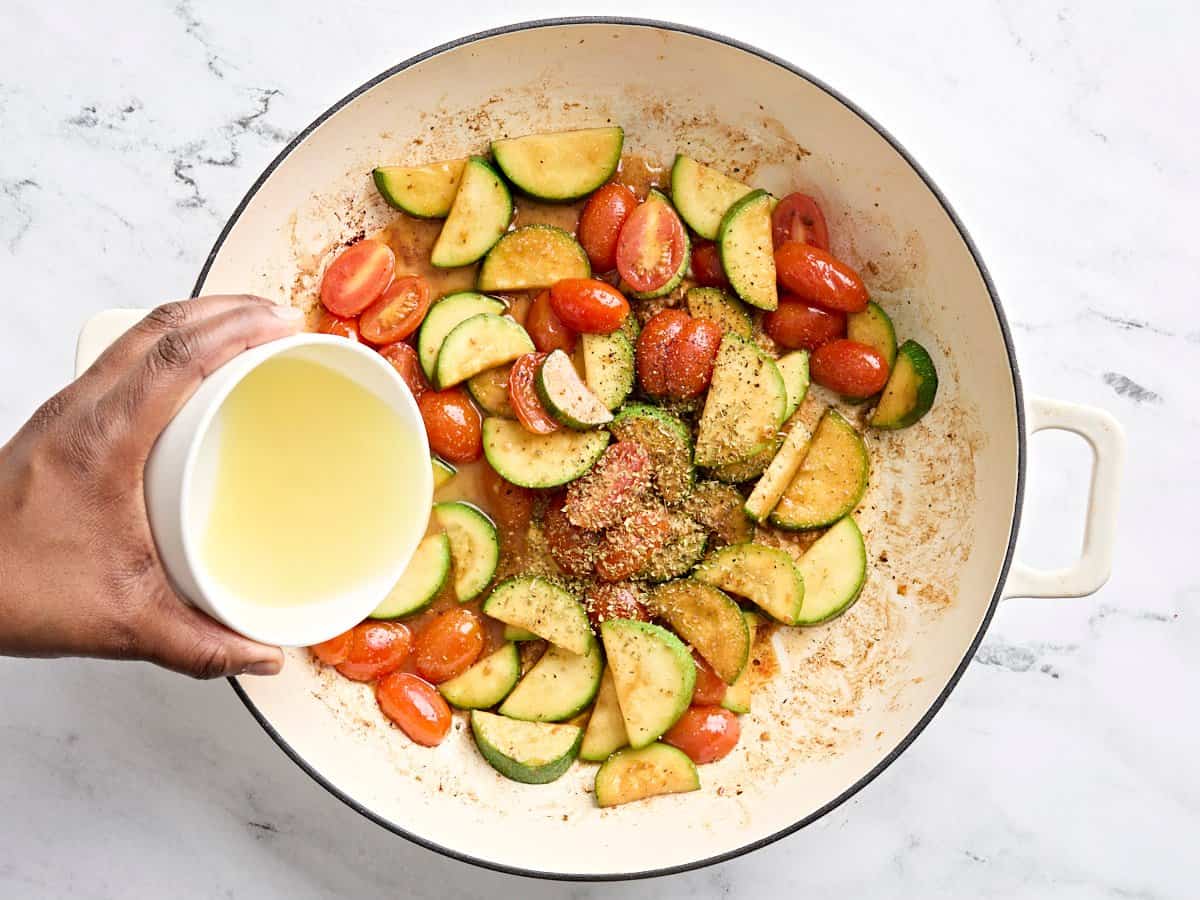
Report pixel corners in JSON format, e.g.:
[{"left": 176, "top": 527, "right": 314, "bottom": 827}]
[{"left": 201, "top": 356, "right": 419, "bottom": 607}]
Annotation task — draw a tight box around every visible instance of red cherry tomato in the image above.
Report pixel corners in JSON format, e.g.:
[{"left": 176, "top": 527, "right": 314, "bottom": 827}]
[
  {"left": 335, "top": 621, "right": 412, "bottom": 682},
  {"left": 310, "top": 630, "right": 353, "bottom": 666},
  {"left": 578, "top": 183, "right": 638, "bottom": 272},
  {"left": 316, "top": 310, "right": 360, "bottom": 341},
  {"left": 636, "top": 309, "right": 691, "bottom": 397},
  {"left": 810, "top": 339, "right": 890, "bottom": 398},
  {"left": 542, "top": 492, "right": 602, "bottom": 577},
  {"left": 414, "top": 608, "right": 486, "bottom": 684},
  {"left": 763, "top": 296, "right": 847, "bottom": 351},
  {"left": 616, "top": 198, "right": 688, "bottom": 294},
  {"left": 584, "top": 582, "right": 650, "bottom": 632},
  {"left": 526, "top": 289, "right": 578, "bottom": 354},
  {"left": 358, "top": 275, "right": 431, "bottom": 345},
  {"left": 663, "top": 318, "right": 723, "bottom": 400},
  {"left": 375, "top": 672, "right": 452, "bottom": 747},
  {"left": 564, "top": 441, "right": 652, "bottom": 531},
  {"left": 664, "top": 706, "right": 740, "bottom": 764},
  {"left": 507, "top": 353, "right": 560, "bottom": 435},
  {"left": 690, "top": 241, "right": 729, "bottom": 288},
  {"left": 691, "top": 654, "right": 727, "bottom": 706},
  {"left": 772, "top": 193, "right": 830, "bottom": 251},
  {"left": 774, "top": 241, "right": 868, "bottom": 313},
  {"left": 418, "top": 388, "right": 482, "bottom": 462},
  {"left": 594, "top": 505, "right": 673, "bottom": 582},
  {"left": 481, "top": 464, "right": 535, "bottom": 535},
  {"left": 320, "top": 240, "right": 395, "bottom": 317},
  {"left": 378, "top": 342, "right": 431, "bottom": 399},
  {"left": 548, "top": 279, "right": 630, "bottom": 335}
]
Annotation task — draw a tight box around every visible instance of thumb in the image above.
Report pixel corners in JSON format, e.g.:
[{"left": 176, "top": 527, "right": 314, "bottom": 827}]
[{"left": 139, "top": 591, "right": 284, "bottom": 679}]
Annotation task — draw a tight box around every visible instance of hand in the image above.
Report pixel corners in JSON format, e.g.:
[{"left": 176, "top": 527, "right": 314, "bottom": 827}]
[{"left": 0, "top": 296, "right": 304, "bottom": 678}]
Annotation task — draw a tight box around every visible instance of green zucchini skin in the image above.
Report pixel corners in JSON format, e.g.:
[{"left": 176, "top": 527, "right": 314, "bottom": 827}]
[{"left": 870, "top": 340, "right": 939, "bottom": 429}]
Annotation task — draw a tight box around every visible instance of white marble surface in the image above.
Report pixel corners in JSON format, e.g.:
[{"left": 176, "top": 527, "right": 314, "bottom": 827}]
[{"left": 1, "top": 1, "right": 1195, "bottom": 897}]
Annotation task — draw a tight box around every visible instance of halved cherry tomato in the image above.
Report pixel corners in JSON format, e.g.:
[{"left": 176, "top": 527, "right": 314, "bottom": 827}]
[
  {"left": 358, "top": 275, "right": 431, "bottom": 345},
  {"left": 375, "top": 672, "right": 452, "bottom": 747},
  {"left": 418, "top": 388, "right": 482, "bottom": 463},
  {"left": 508, "top": 352, "right": 560, "bottom": 435},
  {"left": 664, "top": 706, "right": 740, "bottom": 764},
  {"left": 414, "top": 608, "right": 485, "bottom": 684},
  {"left": 310, "top": 630, "right": 353, "bottom": 666},
  {"left": 578, "top": 182, "right": 638, "bottom": 272},
  {"left": 690, "top": 241, "right": 729, "bottom": 289},
  {"left": 772, "top": 192, "right": 830, "bottom": 251},
  {"left": 616, "top": 198, "right": 688, "bottom": 294},
  {"left": 691, "top": 654, "right": 727, "bottom": 706},
  {"left": 481, "top": 464, "right": 535, "bottom": 535},
  {"left": 564, "top": 441, "right": 652, "bottom": 531},
  {"left": 636, "top": 309, "right": 691, "bottom": 397},
  {"left": 774, "top": 241, "right": 868, "bottom": 313},
  {"left": 810, "top": 339, "right": 890, "bottom": 398},
  {"left": 543, "top": 492, "right": 602, "bottom": 577},
  {"left": 549, "top": 279, "right": 630, "bottom": 335},
  {"left": 595, "top": 504, "right": 673, "bottom": 582},
  {"left": 316, "top": 310, "right": 360, "bottom": 341},
  {"left": 335, "top": 621, "right": 412, "bottom": 682},
  {"left": 320, "top": 240, "right": 395, "bottom": 317},
  {"left": 378, "top": 342, "right": 431, "bottom": 399},
  {"left": 526, "top": 290, "right": 577, "bottom": 354},
  {"left": 663, "top": 318, "right": 723, "bottom": 400},
  {"left": 584, "top": 582, "right": 649, "bottom": 631},
  {"left": 762, "top": 296, "right": 847, "bottom": 351}
]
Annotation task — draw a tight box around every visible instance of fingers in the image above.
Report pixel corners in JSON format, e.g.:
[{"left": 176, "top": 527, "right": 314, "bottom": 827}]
[
  {"left": 136, "top": 590, "right": 285, "bottom": 679},
  {"left": 98, "top": 300, "right": 303, "bottom": 460}
]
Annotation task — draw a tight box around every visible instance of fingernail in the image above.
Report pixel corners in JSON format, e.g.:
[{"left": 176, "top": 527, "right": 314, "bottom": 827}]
[
  {"left": 271, "top": 304, "right": 304, "bottom": 321},
  {"left": 243, "top": 659, "right": 283, "bottom": 676}
]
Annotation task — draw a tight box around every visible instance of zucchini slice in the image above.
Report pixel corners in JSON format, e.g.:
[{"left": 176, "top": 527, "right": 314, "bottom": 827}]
[
  {"left": 503, "top": 624, "right": 540, "bottom": 642},
  {"left": 491, "top": 126, "right": 624, "bottom": 202},
  {"left": 482, "top": 576, "right": 592, "bottom": 655},
  {"left": 372, "top": 158, "right": 465, "bottom": 218},
  {"left": 626, "top": 190, "right": 691, "bottom": 300},
  {"left": 679, "top": 481, "right": 754, "bottom": 546},
  {"left": 600, "top": 620, "right": 696, "bottom": 749},
  {"left": 777, "top": 350, "right": 810, "bottom": 420},
  {"left": 431, "top": 457, "right": 456, "bottom": 490},
  {"left": 743, "top": 413, "right": 818, "bottom": 523},
  {"left": 645, "top": 580, "right": 750, "bottom": 684},
  {"left": 498, "top": 635, "right": 603, "bottom": 722},
  {"left": 637, "top": 513, "right": 708, "bottom": 583},
  {"left": 670, "top": 154, "right": 754, "bottom": 241},
  {"left": 709, "top": 438, "right": 780, "bottom": 483},
  {"left": 870, "top": 340, "right": 939, "bottom": 429},
  {"left": 535, "top": 349, "right": 614, "bottom": 429},
  {"left": 466, "top": 365, "right": 515, "bottom": 418},
  {"left": 439, "top": 643, "right": 521, "bottom": 709},
  {"left": 721, "top": 612, "right": 761, "bottom": 714},
  {"left": 417, "top": 291, "right": 505, "bottom": 381},
  {"left": 694, "top": 543, "right": 805, "bottom": 626},
  {"left": 847, "top": 301, "right": 898, "bottom": 369},
  {"left": 580, "top": 667, "right": 629, "bottom": 762},
  {"left": 477, "top": 225, "right": 591, "bottom": 292},
  {"left": 718, "top": 189, "right": 778, "bottom": 311},
  {"left": 685, "top": 286, "right": 753, "bottom": 339},
  {"left": 770, "top": 409, "right": 869, "bottom": 530},
  {"left": 581, "top": 330, "right": 635, "bottom": 411},
  {"left": 594, "top": 744, "right": 700, "bottom": 808},
  {"left": 694, "top": 334, "right": 787, "bottom": 468},
  {"left": 482, "top": 418, "right": 610, "bottom": 489},
  {"left": 609, "top": 404, "right": 694, "bottom": 503},
  {"left": 434, "top": 313, "right": 534, "bottom": 389},
  {"left": 796, "top": 515, "right": 867, "bottom": 624},
  {"left": 432, "top": 501, "right": 499, "bottom": 602},
  {"left": 470, "top": 711, "right": 582, "bottom": 785},
  {"left": 430, "top": 156, "right": 512, "bottom": 268},
  {"left": 369, "top": 533, "right": 450, "bottom": 619}
]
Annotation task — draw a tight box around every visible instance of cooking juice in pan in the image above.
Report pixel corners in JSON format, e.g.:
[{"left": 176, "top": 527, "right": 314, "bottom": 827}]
[{"left": 200, "top": 355, "right": 417, "bottom": 607}]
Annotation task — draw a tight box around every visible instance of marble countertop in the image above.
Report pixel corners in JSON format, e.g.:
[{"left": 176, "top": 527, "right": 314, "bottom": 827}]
[{"left": 1, "top": 2, "right": 1194, "bottom": 897}]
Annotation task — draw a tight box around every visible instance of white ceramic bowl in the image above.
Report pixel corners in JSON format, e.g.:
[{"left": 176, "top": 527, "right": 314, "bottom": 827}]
[{"left": 180, "top": 19, "right": 1123, "bottom": 880}]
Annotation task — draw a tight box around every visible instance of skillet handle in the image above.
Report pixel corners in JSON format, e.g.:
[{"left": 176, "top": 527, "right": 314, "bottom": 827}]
[{"left": 1002, "top": 395, "right": 1125, "bottom": 599}]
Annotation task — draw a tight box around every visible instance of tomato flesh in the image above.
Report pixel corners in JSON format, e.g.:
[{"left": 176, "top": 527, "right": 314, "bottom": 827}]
[
  {"left": 526, "top": 289, "right": 578, "bottom": 354},
  {"left": 691, "top": 654, "right": 727, "bottom": 706},
  {"left": 664, "top": 706, "right": 740, "bottom": 764},
  {"left": 481, "top": 464, "right": 535, "bottom": 536},
  {"left": 316, "top": 310, "right": 360, "bottom": 342},
  {"left": 418, "top": 388, "right": 482, "bottom": 463},
  {"left": 663, "top": 318, "right": 723, "bottom": 399},
  {"left": 564, "top": 441, "right": 652, "bottom": 531},
  {"left": 690, "top": 241, "right": 729, "bottom": 288},
  {"left": 810, "top": 339, "right": 890, "bottom": 398},
  {"left": 763, "top": 296, "right": 847, "bottom": 351},
  {"left": 378, "top": 341, "right": 431, "bottom": 399},
  {"left": 542, "top": 493, "right": 602, "bottom": 577},
  {"left": 594, "top": 504, "right": 673, "bottom": 582},
  {"left": 375, "top": 672, "right": 452, "bottom": 747},
  {"left": 310, "top": 630, "right": 353, "bottom": 666},
  {"left": 548, "top": 278, "right": 630, "bottom": 335},
  {"left": 774, "top": 241, "right": 868, "bottom": 313},
  {"left": 335, "top": 621, "right": 412, "bottom": 682},
  {"left": 358, "top": 275, "right": 431, "bottom": 345},
  {"left": 414, "top": 608, "right": 486, "bottom": 684},
  {"left": 616, "top": 198, "right": 688, "bottom": 293},
  {"left": 320, "top": 240, "right": 395, "bottom": 317},
  {"left": 584, "top": 582, "right": 649, "bottom": 631},
  {"left": 578, "top": 183, "right": 638, "bottom": 272},
  {"left": 772, "top": 193, "right": 830, "bottom": 251},
  {"left": 507, "top": 352, "right": 560, "bottom": 435},
  {"left": 635, "top": 309, "right": 691, "bottom": 398}
]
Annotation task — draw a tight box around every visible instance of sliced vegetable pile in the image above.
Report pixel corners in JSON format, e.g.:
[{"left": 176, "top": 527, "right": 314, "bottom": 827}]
[{"left": 307, "top": 126, "right": 939, "bottom": 807}]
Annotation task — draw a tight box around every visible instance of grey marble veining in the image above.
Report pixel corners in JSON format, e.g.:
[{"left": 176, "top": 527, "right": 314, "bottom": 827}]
[{"left": 1, "top": 1, "right": 1195, "bottom": 897}]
